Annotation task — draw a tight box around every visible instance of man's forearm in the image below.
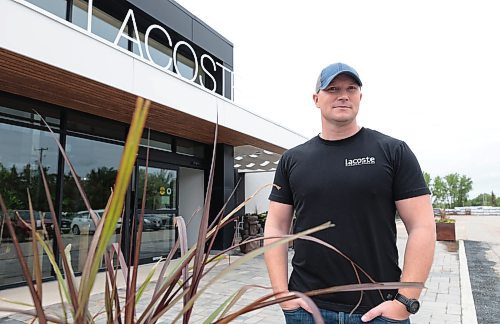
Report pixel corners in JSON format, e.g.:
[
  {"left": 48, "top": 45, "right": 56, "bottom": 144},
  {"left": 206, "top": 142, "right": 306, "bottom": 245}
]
[
  {"left": 399, "top": 225, "right": 436, "bottom": 299},
  {"left": 264, "top": 227, "right": 291, "bottom": 295}
]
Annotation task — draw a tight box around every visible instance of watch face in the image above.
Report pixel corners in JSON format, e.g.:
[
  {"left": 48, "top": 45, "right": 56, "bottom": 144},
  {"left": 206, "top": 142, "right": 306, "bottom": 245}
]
[{"left": 409, "top": 300, "right": 420, "bottom": 314}]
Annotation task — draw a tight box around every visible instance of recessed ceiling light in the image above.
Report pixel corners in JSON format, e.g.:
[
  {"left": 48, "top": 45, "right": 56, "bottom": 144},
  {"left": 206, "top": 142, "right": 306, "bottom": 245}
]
[
  {"left": 269, "top": 168, "right": 276, "bottom": 171},
  {"left": 234, "top": 164, "right": 241, "bottom": 168},
  {"left": 260, "top": 161, "right": 270, "bottom": 166},
  {"left": 273, "top": 160, "right": 279, "bottom": 164},
  {"left": 235, "top": 156, "right": 243, "bottom": 160},
  {"left": 263, "top": 150, "right": 273, "bottom": 155},
  {"left": 249, "top": 154, "right": 258, "bottom": 158},
  {"left": 246, "top": 163, "right": 255, "bottom": 168}
]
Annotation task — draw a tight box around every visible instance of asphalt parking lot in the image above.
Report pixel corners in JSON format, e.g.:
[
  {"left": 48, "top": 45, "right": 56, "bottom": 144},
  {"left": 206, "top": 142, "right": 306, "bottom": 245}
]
[{"left": 456, "top": 216, "right": 500, "bottom": 324}]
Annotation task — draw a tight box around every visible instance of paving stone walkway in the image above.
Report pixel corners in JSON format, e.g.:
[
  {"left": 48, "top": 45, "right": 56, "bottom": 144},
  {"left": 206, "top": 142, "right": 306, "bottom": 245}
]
[
  {"left": 1, "top": 231, "right": 464, "bottom": 323},
  {"left": 411, "top": 241, "right": 461, "bottom": 324}
]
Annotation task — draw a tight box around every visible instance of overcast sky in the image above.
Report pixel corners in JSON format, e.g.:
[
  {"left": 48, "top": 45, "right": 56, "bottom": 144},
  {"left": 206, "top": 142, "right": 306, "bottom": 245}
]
[{"left": 177, "top": 0, "right": 499, "bottom": 199}]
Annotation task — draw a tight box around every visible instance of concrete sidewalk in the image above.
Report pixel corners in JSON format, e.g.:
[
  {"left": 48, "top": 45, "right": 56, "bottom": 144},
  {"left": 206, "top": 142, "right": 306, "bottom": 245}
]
[{"left": 0, "top": 220, "right": 475, "bottom": 323}]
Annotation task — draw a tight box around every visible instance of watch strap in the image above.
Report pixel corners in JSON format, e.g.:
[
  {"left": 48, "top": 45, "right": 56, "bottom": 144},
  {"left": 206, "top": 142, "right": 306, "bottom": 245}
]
[
  {"left": 395, "top": 292, "right": 411, "bottom": 305},
  {"left": 394, "top": 292, "right": 420, "bottom": 314}
]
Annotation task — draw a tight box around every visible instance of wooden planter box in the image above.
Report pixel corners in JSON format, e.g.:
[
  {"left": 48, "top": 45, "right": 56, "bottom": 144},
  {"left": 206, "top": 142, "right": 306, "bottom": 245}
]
[{"left": 436, "top": 222, "right": 456, "bottom": 241}]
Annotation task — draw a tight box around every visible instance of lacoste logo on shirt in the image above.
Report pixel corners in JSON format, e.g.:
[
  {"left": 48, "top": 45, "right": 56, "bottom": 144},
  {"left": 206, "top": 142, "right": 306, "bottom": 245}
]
[{"left": 345, "top": 156, "right": 376, "bottom": 167}]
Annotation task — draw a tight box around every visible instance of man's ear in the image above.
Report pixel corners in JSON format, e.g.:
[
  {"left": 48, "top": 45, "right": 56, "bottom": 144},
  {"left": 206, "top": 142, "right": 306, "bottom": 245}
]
[{"left": 312, "top": 94, "right": 319, "bottom": 108}]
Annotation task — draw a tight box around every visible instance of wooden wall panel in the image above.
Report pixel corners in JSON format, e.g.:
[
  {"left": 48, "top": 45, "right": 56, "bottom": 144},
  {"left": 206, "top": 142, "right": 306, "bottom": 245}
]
[{"left": 0, "top": 49, "right": 285, "bottom": 154}]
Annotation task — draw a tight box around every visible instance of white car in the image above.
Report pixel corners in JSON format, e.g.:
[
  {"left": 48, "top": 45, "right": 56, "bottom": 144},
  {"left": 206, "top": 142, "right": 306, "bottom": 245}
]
[{"left": 70, "top": 209, "right": 121, "bottom": 235}]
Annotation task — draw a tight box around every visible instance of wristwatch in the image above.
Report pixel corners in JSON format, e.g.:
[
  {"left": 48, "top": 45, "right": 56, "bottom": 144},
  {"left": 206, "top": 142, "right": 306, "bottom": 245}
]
[{"left": 394, "top": 293, "right": 420, "bottom": 314}]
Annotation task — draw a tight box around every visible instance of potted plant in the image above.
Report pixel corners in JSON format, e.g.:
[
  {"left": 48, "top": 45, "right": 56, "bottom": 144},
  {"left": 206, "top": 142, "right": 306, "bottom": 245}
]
[{"left": 435, "top": 208, "right": 456, "bottom": 241}]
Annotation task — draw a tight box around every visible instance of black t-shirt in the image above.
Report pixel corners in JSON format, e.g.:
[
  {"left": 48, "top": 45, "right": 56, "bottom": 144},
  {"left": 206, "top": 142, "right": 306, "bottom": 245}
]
[{"left": 269, "top": 127, "right": 430, "bottom": 313}]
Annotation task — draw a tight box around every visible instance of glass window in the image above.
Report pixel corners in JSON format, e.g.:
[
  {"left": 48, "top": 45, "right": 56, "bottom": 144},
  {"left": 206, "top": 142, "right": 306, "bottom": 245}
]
[
  {"left": 197, "top": 63, "right": 206, "bottom": 87},
  {"left": 136, "top": 166, "right": 177, "bottom": 261},
  {"left": 176, "top": 53, "right": 195, "bottom": 80},
  {"left": 71, "top": 0, "right": 88, "bottom": 30},
  {"left": 138, "top": 167, "right": 177, "bottom": 210},
  {"left": 0, "top": 125, "right": 59, "bottom": 211},
  {"left": 61, "top": 135, "right": 122, "bottom": 273},
  {"left": 134, "top": 31, "right": 173, "bottom": 70},
  {"left": 67, "top": 111, "right": 126, "bottom": 143},
  {"left": 179, "top": 56, "right": 210, "bottom": 88},
  {"left": 222, "top": 67, "right": 233, "bottom": 100},
  {"left": 88, "top": 4, "right": 128, "bottom": 50},
  {"left": 0, "top": 104, "right": 59, "bottom": 130},
  {"left": 0, "top": 123, "right": 59, "bottom": 286},
  {"left": 140, "top": 130, "right": 172, "bottom": 152},
  {"left": 140, "top": 138, "right": 172, "bottom": 152},
  {"left": 176, "top": 138, "right": 205, "bottom": 158},
  {"left": 25, "top": 0, "right": 67, "bottom": 20}
]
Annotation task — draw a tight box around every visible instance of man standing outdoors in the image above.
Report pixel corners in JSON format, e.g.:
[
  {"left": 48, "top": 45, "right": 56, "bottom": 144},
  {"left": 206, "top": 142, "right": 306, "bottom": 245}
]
[{"left": 264, "top": 63, "right": 435, "bottom": 323}]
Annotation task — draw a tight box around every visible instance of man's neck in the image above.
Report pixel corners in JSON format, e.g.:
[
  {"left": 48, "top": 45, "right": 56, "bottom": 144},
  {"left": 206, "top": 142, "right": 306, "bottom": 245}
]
[{"left": 320, "top": 121, "right": 360, "bottom": 141}]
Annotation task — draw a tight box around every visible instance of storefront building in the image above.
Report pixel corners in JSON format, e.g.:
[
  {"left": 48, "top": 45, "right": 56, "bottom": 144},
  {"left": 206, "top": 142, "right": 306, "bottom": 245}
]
[{"left": 0, "top": 0, "right": 306, "bottom": 288}]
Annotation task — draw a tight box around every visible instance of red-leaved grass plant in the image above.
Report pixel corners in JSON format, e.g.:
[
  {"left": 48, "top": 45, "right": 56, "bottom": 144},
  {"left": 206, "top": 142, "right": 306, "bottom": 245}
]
[{"left": 0, "top": 98, "right": 422, "bottom": 323}]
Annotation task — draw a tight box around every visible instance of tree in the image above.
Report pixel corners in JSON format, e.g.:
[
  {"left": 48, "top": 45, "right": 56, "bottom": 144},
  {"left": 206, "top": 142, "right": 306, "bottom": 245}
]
[
  {"left": 85, "top": 167, "right": 117, "bottom": 209},
  {"left": 0, "top": 163, "right": 23, "bottom": 209},
  {"left": 470, "top": 193, "right": 492, "bottom": 206},
  {"left": 444, "top": 173, "right": 459, "bottom": 208},
  {"left": 423, "top": 172, "right": 432, "bottom": 191},
  {"left": 0, "top": 162, "right": 57, "bottom": 211},
  {"left": 457, "top": 175, "right": 473, "bottom": 207},
  {"left": 138, "top": 168, "right": 177, "bottom": 211},
  {"left": 492, "top": 191, "right": 497, "bottom": 207},
  {"left": 432, "top": 176, "right": 447, "bottom": 208}
]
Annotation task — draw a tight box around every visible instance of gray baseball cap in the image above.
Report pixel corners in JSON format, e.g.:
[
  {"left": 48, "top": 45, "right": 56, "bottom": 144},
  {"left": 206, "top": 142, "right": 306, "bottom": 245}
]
[{"left": 315, "top": 62, "right": 362, "bottom": 93}]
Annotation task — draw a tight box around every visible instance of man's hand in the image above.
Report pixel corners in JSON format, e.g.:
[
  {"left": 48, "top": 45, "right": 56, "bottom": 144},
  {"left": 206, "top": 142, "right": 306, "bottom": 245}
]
[
  {"left": 278, "top": 292, "right": 313, "bottom": 313},
  {"left": 361, "top": 300, "right": 409, "bottom": 322}
]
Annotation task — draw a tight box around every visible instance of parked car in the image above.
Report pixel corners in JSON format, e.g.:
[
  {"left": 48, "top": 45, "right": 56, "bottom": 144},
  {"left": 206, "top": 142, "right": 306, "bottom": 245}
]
[
  {"left": 142, "top": 214, "right": 162, "bottom": 231},
  {"left": 158, "top": 214, "right": 174, "bottom": 229},
  {"left": 1, "top": 210, "right": 54, "bottom": 242},
  {"left": 70, "top": 209, "right": 121, "bottom": 235},
  {"left": 60, "top": 217, "right": 72, "bottom": 234},
  {"left": 138, "top": 209, "right": 174, "bottom": 230}
]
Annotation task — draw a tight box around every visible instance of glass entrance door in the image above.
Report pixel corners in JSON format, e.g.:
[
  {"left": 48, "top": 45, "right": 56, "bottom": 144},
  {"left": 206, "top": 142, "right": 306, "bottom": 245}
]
[{"left": 135, "top": 163, "right": 178, "bottom": 262}]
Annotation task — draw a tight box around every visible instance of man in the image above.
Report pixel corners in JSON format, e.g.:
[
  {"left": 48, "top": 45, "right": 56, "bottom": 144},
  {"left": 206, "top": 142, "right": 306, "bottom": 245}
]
[{"left": 264, "top": 63, "right": 435, "bottom": 323}]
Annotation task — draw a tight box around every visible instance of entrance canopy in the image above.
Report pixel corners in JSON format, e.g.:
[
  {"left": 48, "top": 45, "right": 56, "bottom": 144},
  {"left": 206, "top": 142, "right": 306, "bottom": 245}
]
[{"left": 234, "top": 145, "right": 281, "bottom": 173}]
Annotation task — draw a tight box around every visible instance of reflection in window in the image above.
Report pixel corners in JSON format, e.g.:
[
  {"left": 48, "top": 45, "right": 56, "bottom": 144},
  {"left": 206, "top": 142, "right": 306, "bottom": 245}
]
[
  {"left": 222, "top": 66, "right": 233, "bottom": 100},
  {"left": 0, "top": 105, "right": 59, "bottom": 129},
  {"left": 0, "top": 123, "right": 58, "bottom": 285},
  {"left": 62, "top": 135, "right": 122, "bottom": 272},
  {"left": 69, "top": 0, "right": 207, "bottom": 87},
  {"left": 73, "top": 0, "right": 128, "bottom": 50},
  {"left": 138, "top": 167, "right": 177, "bottom": 210},
  {"left": 71, "top": 0, "right": 88, "bottom": 30},
  {"left": 0, "top": 125, "right": 58, "bottom": 210},
  {"left": 176, "top": 56, "right": 195, "bottom": 80},
  {"left": 25, "top": 0, "right": 67, "bottom": 20},
  {"left": 136, "top": 166, "right": 177, "bottom": 261},
  {"left": 134, "top": 31, "right": 173, "bottom": 70}
]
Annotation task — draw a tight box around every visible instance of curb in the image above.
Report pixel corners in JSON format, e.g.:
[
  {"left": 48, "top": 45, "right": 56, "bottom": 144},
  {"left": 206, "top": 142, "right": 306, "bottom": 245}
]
[{"left": 458, "top": 240, "right": 478, "bottom": 324}]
